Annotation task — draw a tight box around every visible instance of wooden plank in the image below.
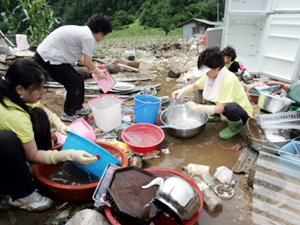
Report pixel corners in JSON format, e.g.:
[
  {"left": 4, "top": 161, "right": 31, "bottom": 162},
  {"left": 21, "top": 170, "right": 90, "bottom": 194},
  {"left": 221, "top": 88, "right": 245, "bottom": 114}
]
[
  {"left": 116, "top": 63, "right": 139, "bottom": 72},
  {"left": 115, "top": 58, "right": 140, "bottom": 69}
]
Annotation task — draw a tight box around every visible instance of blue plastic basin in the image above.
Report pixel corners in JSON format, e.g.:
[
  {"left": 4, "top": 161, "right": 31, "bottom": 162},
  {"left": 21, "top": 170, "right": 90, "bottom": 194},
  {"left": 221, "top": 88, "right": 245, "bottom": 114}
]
[
  {"left": 61, "top": 131, "right": 120, "bottom": 177},
  {"left": 280, "top": 140, "right": 300, "bottom": 163}
]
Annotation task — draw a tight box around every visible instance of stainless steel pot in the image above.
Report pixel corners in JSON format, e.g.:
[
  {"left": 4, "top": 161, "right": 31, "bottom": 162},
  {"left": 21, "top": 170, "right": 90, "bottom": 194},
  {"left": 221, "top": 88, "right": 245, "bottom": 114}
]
[
  {"left": 258, "top": 91, "right": 295, "bottom": 113},
  {"left": 160, "top": 105, "right": 209, "bottom": 138},
  {"left": 142, "top": 176, "right": 201, "bottom": 224}
]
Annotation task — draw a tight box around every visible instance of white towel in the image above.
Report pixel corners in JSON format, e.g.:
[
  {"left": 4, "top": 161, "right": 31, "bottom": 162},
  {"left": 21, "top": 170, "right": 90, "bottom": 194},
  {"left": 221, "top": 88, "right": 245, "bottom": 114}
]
[
  {"left": 203, "top": 67, "right": 228, "bottom": 102},
  {"left": 16, "top": 34, "right": 30, "bottom": 51}
]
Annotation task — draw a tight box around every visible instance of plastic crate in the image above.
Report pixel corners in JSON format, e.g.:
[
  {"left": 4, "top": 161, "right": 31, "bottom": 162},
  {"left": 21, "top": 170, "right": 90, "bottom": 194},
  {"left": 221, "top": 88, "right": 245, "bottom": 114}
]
[{"left": 257, "top": 111, "right": 300, "bottom": 129}]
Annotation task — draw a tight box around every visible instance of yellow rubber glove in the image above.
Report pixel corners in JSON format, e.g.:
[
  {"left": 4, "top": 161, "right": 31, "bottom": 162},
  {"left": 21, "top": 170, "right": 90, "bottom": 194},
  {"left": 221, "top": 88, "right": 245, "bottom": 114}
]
[
  {"left": 49, "top": 114, "right": 71, "bottom": 135},
  {"left": 90, "top": 66, "right": 106, "bottom": 79},
  {"left": 186, "top": 101, "right": 215, "bottom": 114},
  {"left": 43, "top": 150, "right": 98, "bottom": 165},
  {"left": 172, "top": 84, "right": 194, "bottom": 100}
]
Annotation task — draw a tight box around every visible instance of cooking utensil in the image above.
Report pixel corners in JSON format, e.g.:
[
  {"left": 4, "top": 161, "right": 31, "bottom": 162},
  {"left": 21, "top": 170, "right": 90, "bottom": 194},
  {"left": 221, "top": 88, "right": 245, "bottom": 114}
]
[
  {"left": 258, "top": 91, "right": 295, "bottom": 113},
  {"left": 142, "top": 175, "right": 201, "bottom": 224},
  {"left": 160, "top": 105, "right": 209, "bottom": 138},
  {"left": 112, "top": 81, "right": 136, "bottom": 92},
  {"left": 247, "top": 118, "right": 266, "bottom": 140},
  {"left": 245, "top": 126, "right": 300, "bottom": 155},
  {"left": 106, "top": 166, "right": 157, "bottom": 224}
]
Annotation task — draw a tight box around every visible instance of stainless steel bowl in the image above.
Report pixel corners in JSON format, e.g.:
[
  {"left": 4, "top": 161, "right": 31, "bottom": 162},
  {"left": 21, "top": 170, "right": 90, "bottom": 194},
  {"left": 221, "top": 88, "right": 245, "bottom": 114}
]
[
  {"left": 246, "top": 128, "right": 300, "bottom": 154},
  {"left": 160, "top": 105, "right": 209, "bottom": 138},
  {"left": 258, "top": 91, "right": 295, "bottom": 113}
]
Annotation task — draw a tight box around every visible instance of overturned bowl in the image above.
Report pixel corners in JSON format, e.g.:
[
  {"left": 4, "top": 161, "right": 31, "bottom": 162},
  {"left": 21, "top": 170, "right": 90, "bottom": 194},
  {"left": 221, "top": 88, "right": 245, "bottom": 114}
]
[{"left": 160, "top": 105, "right": 208, "bottom": 138}]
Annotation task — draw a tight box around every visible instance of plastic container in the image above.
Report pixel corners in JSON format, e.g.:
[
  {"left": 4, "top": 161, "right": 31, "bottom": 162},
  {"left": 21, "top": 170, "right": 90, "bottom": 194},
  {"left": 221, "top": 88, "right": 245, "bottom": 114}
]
[
  {"left": 88, "top": 94, "right": 124, "bottom": 132},
  {"left": 121, "top": 123, "right": 165, "bottom": 153},
  {"left": 92, "top": 65, "right": 116, "bottom": 93},
  {"left": 33, "top": 142, "right": 128, "bottom": 202},
  {"left": 134, "top": 94, "right": 162, "bottom": 124},
  {"left": 62, "top": 131, "right": 120, "bottom": 177},
  {"left": 247, "top": 83, "right": 286, "bottom": 103},
  {"left": 281, "top": 141, "right": 300, "bottom": 163},
  {"left": 55, "top": 118, "right": 96, "bottom": 144}
]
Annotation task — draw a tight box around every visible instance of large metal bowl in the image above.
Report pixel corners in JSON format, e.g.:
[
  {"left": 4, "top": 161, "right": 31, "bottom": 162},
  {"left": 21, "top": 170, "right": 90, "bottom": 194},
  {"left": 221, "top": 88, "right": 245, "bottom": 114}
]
[
  {"left": 246, "top": 128, "right": 300, "bottom": 154},
  {"left": 160, "top": 105, "right": 209, "bottom": 138},
  {"left": 258, "top": 91, "right": 295, "bottom": 113}
]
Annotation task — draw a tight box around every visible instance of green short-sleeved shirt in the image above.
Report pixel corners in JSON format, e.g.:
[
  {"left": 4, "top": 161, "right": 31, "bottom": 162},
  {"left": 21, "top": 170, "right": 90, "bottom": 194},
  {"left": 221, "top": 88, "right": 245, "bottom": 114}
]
[
  {"left": 0, "top": 98, "right": 41, "bottom": 143},
  {"left": 196, "top": 70, "right": 253, "bottom": 117}
]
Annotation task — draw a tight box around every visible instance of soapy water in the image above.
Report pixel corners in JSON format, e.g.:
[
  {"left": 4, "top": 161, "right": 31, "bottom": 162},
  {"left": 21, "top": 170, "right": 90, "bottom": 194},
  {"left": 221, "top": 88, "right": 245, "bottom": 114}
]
[
  {"left": 169, "top": 118, "right": 201, "bottom": 129},
  {"left": 49, "top": 162, "right": 100, "bottom": 185}
]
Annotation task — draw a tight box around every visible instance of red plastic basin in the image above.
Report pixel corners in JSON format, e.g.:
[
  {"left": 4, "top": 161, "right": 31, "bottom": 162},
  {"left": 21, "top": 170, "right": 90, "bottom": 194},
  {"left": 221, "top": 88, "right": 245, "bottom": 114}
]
[
  {"left": 247, "top": 82, "right": 286, "bottom": 103},
  {"left": 33, "top": 141, "right": 128, "bottom": 202},
  {"left": 104, "top": 168, "right": 204, "bottom": 225},
  {"left": 121, "top": 123, "right": 165, "bottom": 153}
]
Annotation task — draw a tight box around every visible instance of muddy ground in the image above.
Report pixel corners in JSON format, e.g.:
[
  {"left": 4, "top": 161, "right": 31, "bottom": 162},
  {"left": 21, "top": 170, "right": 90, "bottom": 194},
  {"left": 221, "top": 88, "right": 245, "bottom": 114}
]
[{"left": 0, "top": 50, "right": 264, "bottom": 225}]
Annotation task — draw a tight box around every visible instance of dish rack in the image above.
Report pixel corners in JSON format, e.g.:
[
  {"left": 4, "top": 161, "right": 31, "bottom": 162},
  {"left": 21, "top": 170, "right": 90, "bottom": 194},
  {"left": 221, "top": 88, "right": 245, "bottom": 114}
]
[{"left": 257, "top": 111, "right": 300, "bottom": 129}]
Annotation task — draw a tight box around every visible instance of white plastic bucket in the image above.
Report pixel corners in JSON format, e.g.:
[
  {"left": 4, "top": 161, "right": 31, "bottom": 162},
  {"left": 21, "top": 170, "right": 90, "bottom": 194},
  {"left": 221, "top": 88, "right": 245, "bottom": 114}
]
[{"left": 88, "top": 94, "right": 124, "bottom": 132}]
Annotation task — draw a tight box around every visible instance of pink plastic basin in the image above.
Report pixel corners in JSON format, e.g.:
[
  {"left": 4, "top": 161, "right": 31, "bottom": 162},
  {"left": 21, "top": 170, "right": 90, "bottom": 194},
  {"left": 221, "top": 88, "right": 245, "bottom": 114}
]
[{"left": 55, "top": 118, "right": 96, "bottom": 144}]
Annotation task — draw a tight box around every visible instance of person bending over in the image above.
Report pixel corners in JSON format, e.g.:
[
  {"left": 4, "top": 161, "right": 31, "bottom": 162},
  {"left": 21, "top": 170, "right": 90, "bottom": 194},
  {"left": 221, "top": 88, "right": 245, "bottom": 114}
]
[{"left": 35, "top": 13, "right": 112, "bottom": 122}]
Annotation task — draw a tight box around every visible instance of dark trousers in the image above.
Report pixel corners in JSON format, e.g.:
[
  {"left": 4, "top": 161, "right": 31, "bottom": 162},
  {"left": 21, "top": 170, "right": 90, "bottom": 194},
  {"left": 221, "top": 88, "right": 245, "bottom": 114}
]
[
  {"left": 0, "top": 108, "right": 51, "bottom": 200},
  {"left": 222, "top": 102, "right": 250, "bottom": 124},
  {"left": 34, "top": 52, "right": 84, "bottom": 116}
]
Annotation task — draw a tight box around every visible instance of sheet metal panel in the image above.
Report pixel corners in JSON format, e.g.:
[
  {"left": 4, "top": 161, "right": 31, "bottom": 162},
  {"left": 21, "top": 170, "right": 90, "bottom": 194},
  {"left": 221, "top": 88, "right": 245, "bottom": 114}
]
[{"left": 252, "top": 151, "right": 300, "bottom": 225}]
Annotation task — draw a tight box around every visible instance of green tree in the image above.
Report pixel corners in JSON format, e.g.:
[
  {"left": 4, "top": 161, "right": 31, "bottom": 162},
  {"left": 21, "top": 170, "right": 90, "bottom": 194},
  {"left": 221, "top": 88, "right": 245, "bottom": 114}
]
[{"left": 19, "top": 0, "right": 60, "bottom": 45}]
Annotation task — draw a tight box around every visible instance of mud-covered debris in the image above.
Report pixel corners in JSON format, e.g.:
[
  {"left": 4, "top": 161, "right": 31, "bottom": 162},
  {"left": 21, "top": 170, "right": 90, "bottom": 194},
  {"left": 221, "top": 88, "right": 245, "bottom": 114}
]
[{"left": 142, "top": 150, "right": 160, "bottom": 160}]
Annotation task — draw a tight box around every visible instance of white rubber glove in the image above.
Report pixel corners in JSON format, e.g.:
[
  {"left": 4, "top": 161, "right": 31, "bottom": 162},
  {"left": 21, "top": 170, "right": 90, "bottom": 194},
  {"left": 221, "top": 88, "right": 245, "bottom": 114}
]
[
  {"left": 49, "top": 114, "right": 71, "bottom": 135},
  {"left": 172, "top": 84, "right": 194, "bottom": 100},
  {"left": 90, "top": 66, "right": 106, "bottom": 79},
  {"left": 43, "top": 150, "right": 98, "bottom": 165},
  {"left": 186, "top": 101, "right": 215, "bottom": 114}
]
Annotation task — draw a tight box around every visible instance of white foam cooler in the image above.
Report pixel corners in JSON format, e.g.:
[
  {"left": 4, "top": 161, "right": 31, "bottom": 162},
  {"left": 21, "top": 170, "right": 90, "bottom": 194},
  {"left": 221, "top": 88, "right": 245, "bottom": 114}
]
[{"left": 88, "top": 94, "right": 123, "bottom": 132}]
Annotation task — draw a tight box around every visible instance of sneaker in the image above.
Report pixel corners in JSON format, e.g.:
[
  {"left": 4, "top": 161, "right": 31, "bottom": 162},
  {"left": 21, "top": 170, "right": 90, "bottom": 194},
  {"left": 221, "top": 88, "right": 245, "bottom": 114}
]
[
  {"left": 61, "top": 112, "right": 80, "bottom": 122},
  {"left": 9, "top": 190, "right": 53, "bottom": 212},
  {"left": 76, "top": 108, "right": 91, "bottom": 115}
]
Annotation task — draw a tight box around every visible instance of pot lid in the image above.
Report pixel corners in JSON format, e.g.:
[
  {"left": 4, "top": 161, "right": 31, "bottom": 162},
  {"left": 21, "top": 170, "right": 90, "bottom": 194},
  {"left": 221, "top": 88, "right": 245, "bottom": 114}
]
[{"left": 288, "top": 80, "right": 300, "bottom": 103}]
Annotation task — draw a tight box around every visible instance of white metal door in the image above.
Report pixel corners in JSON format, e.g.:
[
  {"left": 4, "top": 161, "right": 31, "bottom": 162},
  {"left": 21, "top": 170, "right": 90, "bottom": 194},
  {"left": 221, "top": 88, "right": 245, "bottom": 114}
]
[
  {"left": 260, "top": 14, "right": 300, "bottom": 82},
  {"left": 272, "top": 0, "right": 300, "bottom": 13}
]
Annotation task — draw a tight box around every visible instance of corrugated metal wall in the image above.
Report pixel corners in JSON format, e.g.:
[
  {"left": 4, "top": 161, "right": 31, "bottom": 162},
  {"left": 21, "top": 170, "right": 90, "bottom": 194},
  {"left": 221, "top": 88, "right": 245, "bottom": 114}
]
[{"left": 253, "top": 151, "right": 300, "bottom": 225}]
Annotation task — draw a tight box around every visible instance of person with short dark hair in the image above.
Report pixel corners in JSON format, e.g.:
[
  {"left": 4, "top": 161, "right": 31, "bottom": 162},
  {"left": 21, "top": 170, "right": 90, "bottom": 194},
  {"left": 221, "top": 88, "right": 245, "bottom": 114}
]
[
  {"left": 35, "top": 13, "right": 112, "bottom": 122},
  {"left": 221, "top": 46, "right": 239, "bottom": 73},
  {"left": 172, "top": 47, "right": 253, "bottom": 139},
  {"left": 0, "top": 60, "right": 97, "bottom": 212}
]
